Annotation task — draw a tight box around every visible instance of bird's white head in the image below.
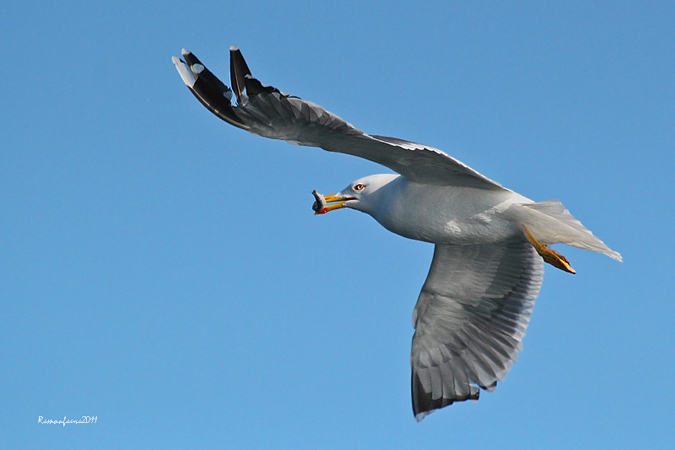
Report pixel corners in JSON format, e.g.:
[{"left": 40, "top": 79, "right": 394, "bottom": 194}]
[{"left": 314, "top": 174, "right": 399, "bottom": 216}]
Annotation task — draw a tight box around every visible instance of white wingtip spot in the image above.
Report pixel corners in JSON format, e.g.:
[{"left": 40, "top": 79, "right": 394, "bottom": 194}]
[
  {"left": 181, "top": 48, "right": 191, "bottom": 56},
  {"left": 229, "top": 45, "right": 239, "bottom": 51},
  {"left": 191, "top": 63, "right": 205, "bottom": 74}
]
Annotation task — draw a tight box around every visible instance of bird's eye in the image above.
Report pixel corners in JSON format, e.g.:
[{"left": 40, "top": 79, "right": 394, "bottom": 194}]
[{"left": 353, "top": 183, "right": 365, "bottom": 191}]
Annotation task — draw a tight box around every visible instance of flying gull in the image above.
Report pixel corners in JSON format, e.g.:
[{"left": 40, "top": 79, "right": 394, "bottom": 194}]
[{"left": 172, "top": 46, "right": 621, "bottom": 421}]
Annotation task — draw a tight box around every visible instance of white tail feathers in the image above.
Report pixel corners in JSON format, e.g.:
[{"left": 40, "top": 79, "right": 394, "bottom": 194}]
[{"left": 508, "top": 200, "right": 622, "bottom": 262}]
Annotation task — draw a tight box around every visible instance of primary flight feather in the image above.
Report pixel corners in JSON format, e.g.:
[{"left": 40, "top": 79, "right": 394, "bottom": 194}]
[{"left": 173, "top": 46, "right": 621, "bottom": 421}]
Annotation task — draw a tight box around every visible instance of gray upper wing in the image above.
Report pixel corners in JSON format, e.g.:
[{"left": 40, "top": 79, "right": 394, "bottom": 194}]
[
  {"left": 411, "top": 239, "right": 544, "bottom": 420},
  {"left": 173, "top": 47, "right": 505, "bottom": 190}
]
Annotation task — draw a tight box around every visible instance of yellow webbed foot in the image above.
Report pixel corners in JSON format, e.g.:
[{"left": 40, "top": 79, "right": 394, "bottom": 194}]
[{"left": 522, "top": 225, "right": 576, "bottom": 274}]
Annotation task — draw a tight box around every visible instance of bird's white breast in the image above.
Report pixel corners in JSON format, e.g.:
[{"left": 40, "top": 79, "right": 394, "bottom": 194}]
[{"left": 370, "top": 177, "right": 530, "bottom": 245}]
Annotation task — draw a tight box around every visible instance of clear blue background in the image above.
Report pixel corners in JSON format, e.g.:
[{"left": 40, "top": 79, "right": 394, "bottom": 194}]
[{"left": 2, "top": 1, "right": 673, "bottom": 448}]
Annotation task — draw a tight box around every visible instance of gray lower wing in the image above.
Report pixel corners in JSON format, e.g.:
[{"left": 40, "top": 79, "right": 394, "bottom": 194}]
[
  {"left": 411, "top": 239, "right": 544, "bottom": 420},
  {"left": 173, "top": 48, "right": 504, "bottom": 190}
]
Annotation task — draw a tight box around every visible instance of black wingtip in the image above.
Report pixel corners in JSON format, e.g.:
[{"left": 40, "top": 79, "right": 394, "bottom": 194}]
[
  {"left": 411, "top": 371, "right": 481, "bottom": 421},
  {"left": 181, "top": 48, "right": 202, "bottom": 67},
  {"left": 229, "top": 46, "right": 252, "bottom": 103},
  {"left": 174, "top": 48, "right": 247, "bottom": 129}
]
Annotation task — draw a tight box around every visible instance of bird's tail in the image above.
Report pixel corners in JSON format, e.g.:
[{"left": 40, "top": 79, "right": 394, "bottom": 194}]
[{"left": 507, "top": 199, "right": 622, "bottom": 262}]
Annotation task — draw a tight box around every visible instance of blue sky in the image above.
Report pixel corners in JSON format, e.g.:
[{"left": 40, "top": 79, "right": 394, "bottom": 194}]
[{"left": 2, "top": 1, "right": 674, "bottom": 448}]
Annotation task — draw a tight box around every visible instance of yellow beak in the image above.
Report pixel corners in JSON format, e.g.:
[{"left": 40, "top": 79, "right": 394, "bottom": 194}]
[{"left": 314, "top": 193, "right": 355, "bottom": 215}]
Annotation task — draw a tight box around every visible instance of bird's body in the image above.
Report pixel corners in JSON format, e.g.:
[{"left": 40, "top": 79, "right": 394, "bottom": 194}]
[
  {"left": 349, "top": 175, "right": 528, "bottom": 245},
  {"left": 173, "top": 46, "right": 621, "bottom": 420}
]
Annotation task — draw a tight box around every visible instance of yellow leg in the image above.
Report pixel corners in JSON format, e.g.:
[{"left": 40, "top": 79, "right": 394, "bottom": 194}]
[{"left": 522, "top": 225, "right": 576, "bottom": 274}]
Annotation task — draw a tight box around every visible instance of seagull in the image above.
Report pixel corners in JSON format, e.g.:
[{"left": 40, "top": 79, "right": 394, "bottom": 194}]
[{"left": 172, "top": 46, "right": 621, "bottom": 421}]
